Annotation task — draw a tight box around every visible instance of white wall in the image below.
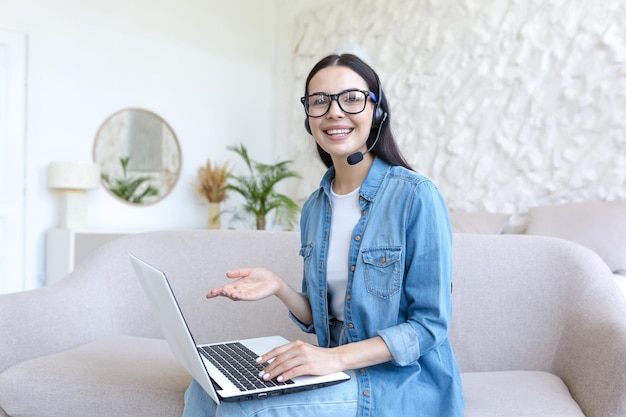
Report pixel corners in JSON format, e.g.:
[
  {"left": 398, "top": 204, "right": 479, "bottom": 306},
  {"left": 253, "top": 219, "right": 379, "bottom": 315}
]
[
  {"left": 0, "top": 0, "right": 288, "bottom": 289},
  {"left": 2, "top": 0, "right": 624, "bottom": 290}
]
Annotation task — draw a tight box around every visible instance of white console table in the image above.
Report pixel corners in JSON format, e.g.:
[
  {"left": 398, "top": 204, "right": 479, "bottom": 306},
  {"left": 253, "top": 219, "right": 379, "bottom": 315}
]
[
  {"left": 616, "top": 274, "right": 626, "bottom": 297},
  {"left": 46, "top": 228, "right": 139, "bottom": 285}
]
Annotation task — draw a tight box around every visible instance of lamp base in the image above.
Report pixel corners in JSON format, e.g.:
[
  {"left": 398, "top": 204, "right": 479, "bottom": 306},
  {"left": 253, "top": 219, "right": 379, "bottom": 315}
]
[{"left": 58, "top": 189, "right": 89, "bottom": 229}]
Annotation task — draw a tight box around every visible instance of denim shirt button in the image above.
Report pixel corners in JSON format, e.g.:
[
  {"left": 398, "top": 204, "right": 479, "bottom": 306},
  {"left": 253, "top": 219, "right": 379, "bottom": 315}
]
[
  {"left": 350, "top": 265, "right": 355, "bottom": 272},
  {"left": 355, "top": 235, "right": 361, "bottom": 241},
  {"left": 363, "top": 390, "right": 370, "bottom": 396},
  {"left": 348, "top": 323, "right": 354, "bottom": 328},
  {"left": 345, "top": 294, "right": 351, "bottom": 300}
]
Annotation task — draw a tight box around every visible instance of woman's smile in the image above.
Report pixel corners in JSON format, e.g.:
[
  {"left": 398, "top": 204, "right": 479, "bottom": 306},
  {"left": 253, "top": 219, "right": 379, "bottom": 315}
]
[{"left": 323, "top": 126, "right": 354, "bottom": 139}]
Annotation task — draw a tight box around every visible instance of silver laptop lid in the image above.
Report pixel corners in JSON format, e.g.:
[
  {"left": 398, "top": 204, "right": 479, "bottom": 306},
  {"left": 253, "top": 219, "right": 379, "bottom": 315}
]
[{"left": 129, "top": 253, "right": 221, "bottom": 404}]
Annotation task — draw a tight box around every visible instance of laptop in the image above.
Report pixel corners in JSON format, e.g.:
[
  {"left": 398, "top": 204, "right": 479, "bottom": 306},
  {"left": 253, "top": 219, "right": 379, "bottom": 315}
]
[{"left": 129, "top": 253, "right": 350, "bottom": 404}]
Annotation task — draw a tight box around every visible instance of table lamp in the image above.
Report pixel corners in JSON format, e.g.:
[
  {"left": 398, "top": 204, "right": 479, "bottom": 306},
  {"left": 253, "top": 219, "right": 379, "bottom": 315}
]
[{"left": 48, "top": 161, "right": 101, "bottom": 228}]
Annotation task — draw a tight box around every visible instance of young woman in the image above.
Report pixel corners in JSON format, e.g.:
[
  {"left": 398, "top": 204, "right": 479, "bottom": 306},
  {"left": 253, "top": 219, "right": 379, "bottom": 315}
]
[{"left": 183, "top": 53, "right": 465, "bottom": 417}]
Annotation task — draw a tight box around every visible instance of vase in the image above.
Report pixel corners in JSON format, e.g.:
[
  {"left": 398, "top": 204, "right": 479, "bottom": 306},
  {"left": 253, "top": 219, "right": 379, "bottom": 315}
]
[{"left": 208, "top": 202, "right": 221, "bottom": 229}]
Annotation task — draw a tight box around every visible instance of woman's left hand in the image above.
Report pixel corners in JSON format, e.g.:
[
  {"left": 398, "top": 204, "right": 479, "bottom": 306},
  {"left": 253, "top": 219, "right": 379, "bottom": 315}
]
[{"left": 256, "top": 340, "right": 343, "bottom": 383}]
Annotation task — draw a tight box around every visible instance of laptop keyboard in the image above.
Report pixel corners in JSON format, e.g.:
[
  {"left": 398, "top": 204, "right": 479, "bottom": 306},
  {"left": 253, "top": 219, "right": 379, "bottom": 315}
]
[{"left": 199, "top": 342, "right": 295, "bottom": 392}]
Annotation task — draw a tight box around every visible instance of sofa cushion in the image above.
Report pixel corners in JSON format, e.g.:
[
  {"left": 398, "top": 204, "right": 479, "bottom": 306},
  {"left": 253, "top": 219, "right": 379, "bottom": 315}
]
[
  {"left": 525, "top": 200, "right": 626, "bottom": 273},
  {"left": 449, "top": 211, "right": 511, "bottom": 234},
  {"left": 0, "top": 336, "right": 190, "bottom": 417},
  {"left": 461, "top": 371, "right": 585, "bottom": 417}
]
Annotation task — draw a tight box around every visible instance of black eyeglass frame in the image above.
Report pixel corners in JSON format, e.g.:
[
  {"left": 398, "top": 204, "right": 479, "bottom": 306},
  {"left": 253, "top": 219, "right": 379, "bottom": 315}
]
[{"left": 300, "top": 89, "right": 379, "bottom": 118}]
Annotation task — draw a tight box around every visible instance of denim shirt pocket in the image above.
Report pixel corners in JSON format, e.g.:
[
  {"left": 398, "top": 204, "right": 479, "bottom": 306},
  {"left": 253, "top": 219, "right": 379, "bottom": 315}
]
[{"left": 361, "top": 246, "right": 403, "bottom": 299}]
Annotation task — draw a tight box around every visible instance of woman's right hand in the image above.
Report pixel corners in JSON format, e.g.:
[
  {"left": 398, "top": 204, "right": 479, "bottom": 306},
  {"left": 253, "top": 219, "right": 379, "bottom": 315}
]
[
  {"left": 207, "top": 267, "right": 314, "bottom": 326},
  {"left": 206, "top": 267, "right": 285, "bottom": 302}
]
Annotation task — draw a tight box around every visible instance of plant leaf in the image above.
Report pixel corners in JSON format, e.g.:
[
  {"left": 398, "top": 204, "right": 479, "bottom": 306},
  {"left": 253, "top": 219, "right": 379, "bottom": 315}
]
[{"left": 226, "top": 144, "right": 301, "bottom": 229}]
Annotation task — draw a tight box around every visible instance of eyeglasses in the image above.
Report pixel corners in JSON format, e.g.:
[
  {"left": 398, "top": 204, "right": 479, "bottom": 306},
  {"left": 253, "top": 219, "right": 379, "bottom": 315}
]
[{"left": 300, "top": 89, "right": 378, "bottom": 118}]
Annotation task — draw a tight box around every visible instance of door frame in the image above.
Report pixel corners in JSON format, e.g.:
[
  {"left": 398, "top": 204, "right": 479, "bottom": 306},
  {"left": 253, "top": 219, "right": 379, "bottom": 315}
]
[{"left": 0, "top": 29, "right": 27, "bottom": 293}]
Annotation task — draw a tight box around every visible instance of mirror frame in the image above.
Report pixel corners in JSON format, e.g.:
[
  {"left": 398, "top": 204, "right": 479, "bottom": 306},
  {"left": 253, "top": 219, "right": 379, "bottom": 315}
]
[{"left": 92, "top": 108, "right": 182, "bottom": 206}]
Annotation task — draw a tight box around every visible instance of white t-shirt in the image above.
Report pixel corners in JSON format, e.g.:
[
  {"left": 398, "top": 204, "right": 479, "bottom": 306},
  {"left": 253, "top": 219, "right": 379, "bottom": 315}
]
[{"left": 327, "top": 184, "right": 361, "bottom": 321}]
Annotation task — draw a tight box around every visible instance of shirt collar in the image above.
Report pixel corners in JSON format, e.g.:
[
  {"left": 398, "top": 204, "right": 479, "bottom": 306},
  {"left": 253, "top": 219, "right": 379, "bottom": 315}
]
[{"left": 319, "top": 157, "right": 391, "bottom": 202}]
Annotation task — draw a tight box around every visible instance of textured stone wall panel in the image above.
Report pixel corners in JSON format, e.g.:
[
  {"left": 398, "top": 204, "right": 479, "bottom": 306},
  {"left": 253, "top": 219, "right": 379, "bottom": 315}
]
[{"left": 288, "top": 0, "right": 626, "bottom": 220}]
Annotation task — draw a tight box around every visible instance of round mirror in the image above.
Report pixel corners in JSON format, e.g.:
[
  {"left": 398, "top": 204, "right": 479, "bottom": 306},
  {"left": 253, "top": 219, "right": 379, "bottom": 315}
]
[{"left": 93, "top": 108, "right": 181, "bottom": 205}]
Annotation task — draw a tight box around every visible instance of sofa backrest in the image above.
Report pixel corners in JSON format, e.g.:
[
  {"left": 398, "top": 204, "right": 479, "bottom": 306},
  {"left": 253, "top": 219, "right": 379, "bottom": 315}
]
[
  {"left": 75, "top": 230, "right": 312, "bottom": 344},
  {"left": 57, "top": 230, "right": 619, "bottom": 374}
]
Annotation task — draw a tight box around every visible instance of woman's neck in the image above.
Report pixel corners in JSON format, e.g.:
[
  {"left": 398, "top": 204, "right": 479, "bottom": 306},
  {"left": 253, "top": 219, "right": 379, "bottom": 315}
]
[{"left": 331, "top": 153, "right": 374, "bottom": 195}]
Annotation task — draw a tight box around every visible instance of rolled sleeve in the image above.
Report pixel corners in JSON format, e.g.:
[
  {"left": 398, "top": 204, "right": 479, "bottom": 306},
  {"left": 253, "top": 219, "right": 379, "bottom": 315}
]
[
  {"left": 289, "top": 311, "right": 316, "bottom": 334},
  {"left": 378, "top": 323, "right": 421, "bottom": 366}
]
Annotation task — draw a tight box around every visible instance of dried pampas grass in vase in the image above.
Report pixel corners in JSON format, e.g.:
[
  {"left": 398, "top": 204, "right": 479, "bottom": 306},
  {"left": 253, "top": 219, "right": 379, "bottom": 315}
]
[{"left": 196, "top": 160, "right": 231, "bottom": 229}]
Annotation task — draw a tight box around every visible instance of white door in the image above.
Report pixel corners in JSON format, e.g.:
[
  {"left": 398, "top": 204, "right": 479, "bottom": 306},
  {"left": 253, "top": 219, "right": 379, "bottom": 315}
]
[{"left": 0, "top": 29, "right": 27, "bottom": 294}]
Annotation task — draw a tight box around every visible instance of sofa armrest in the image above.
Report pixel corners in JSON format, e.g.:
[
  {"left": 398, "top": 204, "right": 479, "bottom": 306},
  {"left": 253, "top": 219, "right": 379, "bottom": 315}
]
[
  {"left": 552, "top": 290, "right": 626, "bottom": 417},
  {"left": 0, "top": 275, "right": 112, "bottom": 373}
]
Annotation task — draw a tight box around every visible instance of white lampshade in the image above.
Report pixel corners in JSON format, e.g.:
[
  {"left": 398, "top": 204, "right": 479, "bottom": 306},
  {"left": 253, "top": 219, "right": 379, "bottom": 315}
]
[{"left": 48, "top": 161, "right": 101, "bottom": 190}]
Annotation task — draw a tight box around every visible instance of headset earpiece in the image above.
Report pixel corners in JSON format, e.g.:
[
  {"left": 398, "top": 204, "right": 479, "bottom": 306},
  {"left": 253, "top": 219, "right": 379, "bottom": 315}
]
[
  {"left": 371, "top": 74, "right": 387, "bottom": 128},
  {"left": 372, "top": 106, "right": 386, "bottom": 128}
]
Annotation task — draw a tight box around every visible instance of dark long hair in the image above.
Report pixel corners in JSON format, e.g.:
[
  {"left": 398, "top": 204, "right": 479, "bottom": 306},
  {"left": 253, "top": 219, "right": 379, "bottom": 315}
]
[{"left": 303, "top": 53, "right": 412, "bottom": 170}]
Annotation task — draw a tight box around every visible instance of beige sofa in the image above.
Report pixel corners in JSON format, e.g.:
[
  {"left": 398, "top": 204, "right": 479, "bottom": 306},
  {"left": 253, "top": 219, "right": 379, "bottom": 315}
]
[
  {"left": 449, "top": 200, "right": 626, "bottom": 296},
  {"left": 0, "top": 230, "right": 625, "bottom": 416}
]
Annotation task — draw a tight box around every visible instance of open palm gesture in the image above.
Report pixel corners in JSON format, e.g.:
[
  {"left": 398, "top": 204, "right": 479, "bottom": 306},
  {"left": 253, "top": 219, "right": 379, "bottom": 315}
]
[{"left": 206, "top": 267, "right": 284, "bottom": 301}]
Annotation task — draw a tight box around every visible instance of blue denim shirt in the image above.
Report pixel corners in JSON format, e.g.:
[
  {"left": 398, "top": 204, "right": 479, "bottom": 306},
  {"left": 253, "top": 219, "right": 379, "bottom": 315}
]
[{"left": 292, "top": 158, "right": 465, "bottom": 416}]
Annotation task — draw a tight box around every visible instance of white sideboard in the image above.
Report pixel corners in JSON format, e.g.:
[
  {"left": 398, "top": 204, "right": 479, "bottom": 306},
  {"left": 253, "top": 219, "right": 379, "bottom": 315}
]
[
  {"left": 616, "top": 274, "right": 626, "bottom": 297},
  {"left": 46, "top": 228, "right": 138, "bottom": 285}
]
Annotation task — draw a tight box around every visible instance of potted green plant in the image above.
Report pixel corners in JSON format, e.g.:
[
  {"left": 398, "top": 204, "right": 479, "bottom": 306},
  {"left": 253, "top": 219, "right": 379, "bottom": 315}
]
[
  {"left": 195, "top": 160, "right": 231, "bottom": 229},
  {"left": 226, "top": 144, "right": 300, "bottom": 230}
]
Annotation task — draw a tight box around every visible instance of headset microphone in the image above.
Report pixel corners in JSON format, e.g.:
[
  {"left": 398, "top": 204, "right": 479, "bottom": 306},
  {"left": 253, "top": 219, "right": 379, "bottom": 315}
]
[{"left": 347, "top": 112, "right": 387, "bottom": 165}]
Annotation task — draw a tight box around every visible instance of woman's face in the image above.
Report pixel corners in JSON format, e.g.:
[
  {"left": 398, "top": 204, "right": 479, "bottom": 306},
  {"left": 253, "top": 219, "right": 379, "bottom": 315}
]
[{"left": 306, "top": 66, "right": 375, "bottom": 164}]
